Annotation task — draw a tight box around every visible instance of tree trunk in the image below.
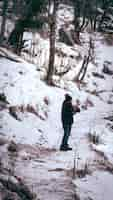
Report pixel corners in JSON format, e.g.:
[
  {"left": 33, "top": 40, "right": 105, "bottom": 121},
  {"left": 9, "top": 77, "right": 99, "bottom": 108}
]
[
  {"left": 0, "top": 0, "right": 8, "bottom": 44},
  {"left": 93, "top": 0, "right": 98, "bottom": 31},
  {"left": 75, "top": 37, "right": 93, "bottom": 82},
  {"left": 46, "top": 21, "right": 56, "bottom": 84},
  {"left": 12, "top": 0, "right": 17, "bottom": 14},
  {"left": 74, "top": 31, "right": 80, "bottom": 44},
  {"left": 73, "top": 0, "right": 81, "bottom": 44},
  {"left": 46, "top": 0, "right": 58, "bottom": 85},
  {"left": 80, "top": 55, "right": 90, "bottom": 81},
  {"left": 75, "top": 56, "right": 87, "bottom": 81},
  {"left": 8, "top": 20, "right": 24, "bottom": 55}
]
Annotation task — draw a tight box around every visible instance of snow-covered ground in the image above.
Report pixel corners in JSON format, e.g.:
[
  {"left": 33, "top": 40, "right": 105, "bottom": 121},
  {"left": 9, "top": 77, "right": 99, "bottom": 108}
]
[
  {"left": 0, "top": 3, "right": 113, "bottom": 200},
  {"left": 0, "top": 34, "right": 113, "bottom": 199},
  {"left": 74, "top": 170, "right": 113, "bottom": 200}
]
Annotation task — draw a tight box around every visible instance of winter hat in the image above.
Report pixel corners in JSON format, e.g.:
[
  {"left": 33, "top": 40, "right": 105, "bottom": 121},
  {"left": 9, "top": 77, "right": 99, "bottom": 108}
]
[{"left": 65, "top": 93, "right": 72, "bottom": 101}]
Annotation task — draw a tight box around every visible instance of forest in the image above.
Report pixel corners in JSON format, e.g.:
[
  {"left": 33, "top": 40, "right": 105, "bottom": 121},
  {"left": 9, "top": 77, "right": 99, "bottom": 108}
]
[{"left": 0, "top": 0, "right": 113, "bottom": 200}]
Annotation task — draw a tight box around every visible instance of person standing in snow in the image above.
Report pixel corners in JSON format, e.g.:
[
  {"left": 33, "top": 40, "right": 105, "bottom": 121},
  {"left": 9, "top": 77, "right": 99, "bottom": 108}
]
[{"left": 60, "top": 94, "right": 80, "bottom": 151}]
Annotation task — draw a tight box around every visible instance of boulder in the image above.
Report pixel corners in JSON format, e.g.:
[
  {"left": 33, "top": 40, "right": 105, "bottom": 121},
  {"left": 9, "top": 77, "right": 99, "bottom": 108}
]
[
  {"left": 103, "top": 61, "right": 113, "bottom": 75},
  {"left": 7, "top": 141, "right": 18, "bottom": 153}
]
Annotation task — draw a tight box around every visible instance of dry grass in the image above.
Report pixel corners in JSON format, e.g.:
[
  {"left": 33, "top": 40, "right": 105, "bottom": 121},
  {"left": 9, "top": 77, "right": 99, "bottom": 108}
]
[
  {"left": 103, "top": 33, "right": 113, "bottom": 46},
  {"left": 66, "top": 162, "right": 91, "bottom": 179},
  {"left": 88, "top": 132, "right": 100, "bottom": 145}
]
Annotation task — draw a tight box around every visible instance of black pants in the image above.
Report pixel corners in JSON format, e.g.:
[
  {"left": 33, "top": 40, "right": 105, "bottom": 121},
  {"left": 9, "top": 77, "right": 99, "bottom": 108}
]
[{"left": 61, "top": 124, "right": 72, "bottom": 147}]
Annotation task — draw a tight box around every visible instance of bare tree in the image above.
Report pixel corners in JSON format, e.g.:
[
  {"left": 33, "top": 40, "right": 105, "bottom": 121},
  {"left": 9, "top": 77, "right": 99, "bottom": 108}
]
[
  {"left": 46, "top": 0, "right": 58, "bottom": 85},
  {"left": 73, "top": 0, "right": 82, "bottom": 44},
  {"left": 0, "top": 0, "right": 8, "bottom": 45},
  {"left": 72, "top": 0, "right": 92, "bottom": 43},
  {"left": 75, "top": 37, "right": 94, "bottom": 82}
]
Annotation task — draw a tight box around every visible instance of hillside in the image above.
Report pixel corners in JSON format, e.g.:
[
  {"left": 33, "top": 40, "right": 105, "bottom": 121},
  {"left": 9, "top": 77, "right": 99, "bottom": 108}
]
[{"left": 0, "top": 2, "right": 113, "bottom": 200}]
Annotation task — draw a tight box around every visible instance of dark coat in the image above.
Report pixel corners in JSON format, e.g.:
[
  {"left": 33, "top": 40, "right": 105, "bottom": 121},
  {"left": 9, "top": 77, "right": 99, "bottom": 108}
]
[
  {"left": 61, "top": 100, "right": 74, "bottom": 125},
  {"left": 61, "top": 99, "right": 80, "bottom": 126}
]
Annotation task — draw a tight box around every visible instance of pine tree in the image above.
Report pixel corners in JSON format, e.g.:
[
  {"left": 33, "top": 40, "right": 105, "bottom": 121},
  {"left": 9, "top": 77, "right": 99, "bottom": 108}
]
[{"left": 8, "top": 0, "right": 47, "bottom": 54}]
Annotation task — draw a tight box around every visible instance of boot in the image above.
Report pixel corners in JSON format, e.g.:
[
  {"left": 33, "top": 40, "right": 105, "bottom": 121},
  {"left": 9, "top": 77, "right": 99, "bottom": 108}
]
[
  {"left": 60, "top": 145, "right": 72, "bottom": 151},
  {"left": 66, "top": 146, "right": 72, "bottom": 150},
  {"left": 60, "top": 145, "right": 67, "bottom": 151}
]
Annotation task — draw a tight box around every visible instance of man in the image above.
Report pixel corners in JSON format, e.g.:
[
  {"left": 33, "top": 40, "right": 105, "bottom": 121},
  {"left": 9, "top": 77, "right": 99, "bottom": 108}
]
[{"left": 60, "top": 94, "right": 80, "bottom": 151}]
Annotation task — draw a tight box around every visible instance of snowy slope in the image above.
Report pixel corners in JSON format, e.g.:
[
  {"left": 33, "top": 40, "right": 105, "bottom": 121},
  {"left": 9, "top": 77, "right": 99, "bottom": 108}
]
[
  {"left": 0, "top": 35, "right": 113, "bottom": 152},
  {"left": 0, "top": 56, "right": 64, "bottom": 147},
  {"left": 1, "top": 34, "right": 113, "bottom": 200},
  {"left": 0, "top": 3, "right": 113, "bottom": 200},
  {"left": 0, "top": 3, "right": 113, "bottom": 157}
]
